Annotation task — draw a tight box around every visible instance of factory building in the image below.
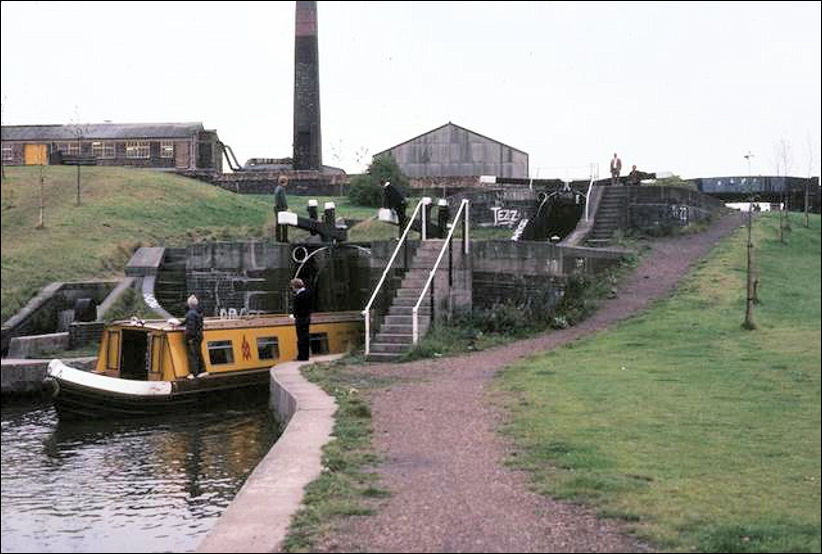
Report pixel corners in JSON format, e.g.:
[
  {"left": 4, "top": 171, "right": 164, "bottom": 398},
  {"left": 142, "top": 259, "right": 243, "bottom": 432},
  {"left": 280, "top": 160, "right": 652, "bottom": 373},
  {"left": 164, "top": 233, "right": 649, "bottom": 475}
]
[
  {"left": 1, "top": 122, "right": 223, "bottom": 172},
  {"left": 373, "top": 122, "right": 529, "bottom": 179}
]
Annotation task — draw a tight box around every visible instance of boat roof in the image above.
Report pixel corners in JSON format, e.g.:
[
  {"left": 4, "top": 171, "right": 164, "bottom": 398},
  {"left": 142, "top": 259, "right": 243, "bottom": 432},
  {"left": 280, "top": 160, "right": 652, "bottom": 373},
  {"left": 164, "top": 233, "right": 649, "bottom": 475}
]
[{"left": 111, "top": 311, "right": 363, "bottom": 332}]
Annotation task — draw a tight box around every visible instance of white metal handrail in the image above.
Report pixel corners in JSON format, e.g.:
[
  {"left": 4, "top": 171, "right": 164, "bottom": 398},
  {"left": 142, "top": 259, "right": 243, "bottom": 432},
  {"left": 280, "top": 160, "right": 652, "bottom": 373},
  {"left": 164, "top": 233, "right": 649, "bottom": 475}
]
[
  {"left": 585, "top": 175, "right": 596, "bottom": 221},
  {"left": 363, "top": 197, "right": 431, "bottom": 355},
  {"left": 411, "top": 199, "right": 470, "bottom": 344}
]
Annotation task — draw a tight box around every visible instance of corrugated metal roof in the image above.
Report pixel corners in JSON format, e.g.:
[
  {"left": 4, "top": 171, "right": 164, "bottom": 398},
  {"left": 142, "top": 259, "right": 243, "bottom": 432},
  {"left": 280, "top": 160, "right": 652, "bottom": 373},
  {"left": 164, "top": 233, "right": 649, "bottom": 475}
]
[
  {"left": 1, "top": 122, "right": 204, "bottom": 141},
  {"left": 374, "top": 122, "right": 528, "bottom": 158}
]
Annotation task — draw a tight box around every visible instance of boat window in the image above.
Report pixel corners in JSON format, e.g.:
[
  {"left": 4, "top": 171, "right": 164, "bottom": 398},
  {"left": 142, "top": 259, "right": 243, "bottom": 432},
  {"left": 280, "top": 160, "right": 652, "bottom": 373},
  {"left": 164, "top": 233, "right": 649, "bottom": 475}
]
[
  {"left": 310, "top": 333, "right": 329, "bottom": 355},
  {"left": 256, "top": 337, "right": 280, "bottom": 360},
  {"left": 207, "top": 340, "right": 235, "bottom": 365},
  {"left": 106, "top": 331, "right": 120, "bottom": 370}
]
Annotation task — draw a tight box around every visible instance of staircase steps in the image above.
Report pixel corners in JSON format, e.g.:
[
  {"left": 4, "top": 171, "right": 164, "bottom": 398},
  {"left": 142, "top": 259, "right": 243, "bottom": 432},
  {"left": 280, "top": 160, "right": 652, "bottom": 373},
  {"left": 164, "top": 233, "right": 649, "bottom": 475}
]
[
  {"left": 586, "top": 188, "right": 628, "bottom": 246},
  {"left": 366, "top": 241, "right": 443, "bottom": 361}
]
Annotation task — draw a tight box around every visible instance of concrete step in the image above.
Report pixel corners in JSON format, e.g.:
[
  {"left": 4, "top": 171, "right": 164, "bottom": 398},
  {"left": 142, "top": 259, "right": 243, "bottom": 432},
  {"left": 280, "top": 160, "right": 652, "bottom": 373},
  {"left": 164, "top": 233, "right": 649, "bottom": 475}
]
[
  {"left": 392, "top": 295, "right": 429, "bottom": 306},
  {"left": 396, "top": 288, "right": 426, "bottom": 297},
  {"left": 369, "top": 342, "right": 411, "bottom": 354},
  {"left": 388, "top": 305, "right": 431, "bottom": 316},
  {"left": 367, "top": 352, "right": 402, "bottom": 362},
  {"left": 384, "top": 314, "right": 413, "bottom": 325},
  {"left": 379, "top": 323, "right": 413, "bottom": 334},
  {"left": 373, "top": 333, "right": 414, "bottom": 344}
]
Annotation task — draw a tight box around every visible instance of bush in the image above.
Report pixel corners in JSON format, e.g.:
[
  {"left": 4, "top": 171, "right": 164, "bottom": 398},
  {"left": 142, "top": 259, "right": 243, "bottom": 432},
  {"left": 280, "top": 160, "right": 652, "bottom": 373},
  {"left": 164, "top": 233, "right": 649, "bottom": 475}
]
[
  {"left": 348, "top": 174, "right": 383, "bottom": 208},
  {"left": 347, "top": 155, "right": 410, "bottom": 207}
]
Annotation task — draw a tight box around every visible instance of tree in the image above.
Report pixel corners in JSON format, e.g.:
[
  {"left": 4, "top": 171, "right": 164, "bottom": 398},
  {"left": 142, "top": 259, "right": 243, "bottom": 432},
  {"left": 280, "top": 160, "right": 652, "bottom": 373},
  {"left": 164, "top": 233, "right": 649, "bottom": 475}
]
[
  {"left": 774, "top": 138, "right": 793, "bottom": 241},
  {"left": 742, "top": 196, "right": 757, "bottom": 330},
  {"left": 347, "top": 155, "right": 410, "bottom": 207},
  {"left": 69, "top": 107, "right": 89, "bottom": 206}
]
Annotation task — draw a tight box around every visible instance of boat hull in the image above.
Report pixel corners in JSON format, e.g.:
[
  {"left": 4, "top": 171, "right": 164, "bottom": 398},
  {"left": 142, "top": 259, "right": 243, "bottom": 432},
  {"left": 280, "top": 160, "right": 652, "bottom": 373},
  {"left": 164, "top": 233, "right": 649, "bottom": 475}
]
[{"left": 48, "top": 360, "right": 271, "bottom": 419}]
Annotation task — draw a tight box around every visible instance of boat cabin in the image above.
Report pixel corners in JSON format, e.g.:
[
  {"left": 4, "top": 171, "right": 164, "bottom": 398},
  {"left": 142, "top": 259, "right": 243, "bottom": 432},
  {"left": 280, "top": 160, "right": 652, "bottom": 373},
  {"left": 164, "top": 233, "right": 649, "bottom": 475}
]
[{"left": 94, "top": 311, "right": 362, "bottom": 381}]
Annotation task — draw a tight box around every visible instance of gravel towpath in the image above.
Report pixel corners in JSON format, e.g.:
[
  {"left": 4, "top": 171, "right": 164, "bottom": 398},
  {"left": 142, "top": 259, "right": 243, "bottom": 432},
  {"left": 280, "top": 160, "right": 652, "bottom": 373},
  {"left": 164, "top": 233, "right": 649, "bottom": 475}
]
[{"left": 316, "top": 213, "right": 743, "bottom": 553}]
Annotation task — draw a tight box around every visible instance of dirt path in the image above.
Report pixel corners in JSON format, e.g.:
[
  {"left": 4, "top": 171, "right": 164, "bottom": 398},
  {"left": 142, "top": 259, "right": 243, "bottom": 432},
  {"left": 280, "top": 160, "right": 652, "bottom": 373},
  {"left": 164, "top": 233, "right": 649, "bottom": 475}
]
[{"left": 317, "top": 213, "right": 744, "bottom": 553}]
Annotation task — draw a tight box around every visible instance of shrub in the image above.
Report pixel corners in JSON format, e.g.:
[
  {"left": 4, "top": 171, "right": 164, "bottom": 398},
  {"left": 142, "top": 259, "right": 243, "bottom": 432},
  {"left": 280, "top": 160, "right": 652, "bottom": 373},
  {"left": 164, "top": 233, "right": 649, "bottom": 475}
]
[
  {"left": 347, "top": 155, "right": 409, "bottom": 207},
  {"left": 348, "top": 174, "right": 383, "bottom": 208}
]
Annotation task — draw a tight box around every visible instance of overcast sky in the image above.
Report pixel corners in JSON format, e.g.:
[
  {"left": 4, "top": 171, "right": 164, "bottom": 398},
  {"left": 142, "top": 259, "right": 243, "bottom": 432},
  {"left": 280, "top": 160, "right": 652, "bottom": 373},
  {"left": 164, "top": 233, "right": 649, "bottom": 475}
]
[{"left": 2, "top": 1, "right": 820, "bottom": 179}]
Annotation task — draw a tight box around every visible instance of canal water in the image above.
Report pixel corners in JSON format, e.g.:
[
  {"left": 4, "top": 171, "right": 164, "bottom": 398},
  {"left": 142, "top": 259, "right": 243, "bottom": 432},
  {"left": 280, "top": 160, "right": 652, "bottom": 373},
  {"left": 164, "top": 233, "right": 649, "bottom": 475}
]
[{"left": 1, "top": 393, "right": 280, "bottom": 553}]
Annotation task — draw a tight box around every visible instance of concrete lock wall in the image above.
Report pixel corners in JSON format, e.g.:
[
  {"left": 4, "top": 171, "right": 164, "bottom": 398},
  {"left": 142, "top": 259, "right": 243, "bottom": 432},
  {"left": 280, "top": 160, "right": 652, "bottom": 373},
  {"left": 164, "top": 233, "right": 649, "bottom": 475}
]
[
  {"left": 179, "top": 240, "right": 396, "bottom": 317},
  {"left": 627, "top": 186, "right": 725, "bottom": 234},
  {"left": 448, "top": 188, "right": 539, "bottom": 229},
  {"left": 2, "top": 281, "right": 117, "bottom": 355},
  {"left": 471, "top": 241, "right": 625, "bottom": 309}
]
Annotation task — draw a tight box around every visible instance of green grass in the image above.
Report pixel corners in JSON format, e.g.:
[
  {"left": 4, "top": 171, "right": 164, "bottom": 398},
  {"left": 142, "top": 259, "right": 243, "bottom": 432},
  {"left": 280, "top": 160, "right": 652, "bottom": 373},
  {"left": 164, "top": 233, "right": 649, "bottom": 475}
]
[
  {"left": 282, "top": 356, "right": 396, "bottom": 552},
  {"left": 495, "top": 213, "right": 821, "bottom": 552},
  {"left": 0, "top": 166, "right": 401, "bottom": 323}
]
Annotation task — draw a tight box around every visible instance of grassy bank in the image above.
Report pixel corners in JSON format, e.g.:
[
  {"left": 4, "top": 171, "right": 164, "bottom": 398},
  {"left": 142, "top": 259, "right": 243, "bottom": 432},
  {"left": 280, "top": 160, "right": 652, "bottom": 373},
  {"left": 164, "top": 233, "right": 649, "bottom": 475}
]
[
  {"left": 1, "top": 166, "right": 270, "bottom": 321},
  {"left": 282, "top": 357, "right": 394, "bottom": 552},
  {"left": 496, "top": 213, "right": 821, "bottom": 552},
  {"left": 0, "top": 167, "right": 403, "bottom": 323}
]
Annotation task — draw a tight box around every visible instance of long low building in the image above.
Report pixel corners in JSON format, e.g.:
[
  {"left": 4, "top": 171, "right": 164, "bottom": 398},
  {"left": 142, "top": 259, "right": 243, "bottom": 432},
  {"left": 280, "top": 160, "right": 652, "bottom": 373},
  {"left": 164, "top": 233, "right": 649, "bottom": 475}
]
[{"left": 1, "top": 122, "right": 223, "bottom": 172}]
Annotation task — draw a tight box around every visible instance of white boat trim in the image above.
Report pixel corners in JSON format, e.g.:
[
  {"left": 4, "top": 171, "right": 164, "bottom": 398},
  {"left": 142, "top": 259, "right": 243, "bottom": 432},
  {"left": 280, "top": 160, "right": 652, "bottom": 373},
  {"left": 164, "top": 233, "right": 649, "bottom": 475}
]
[{"left": 48, "top": 359, "right": 173, "bottom": 396}]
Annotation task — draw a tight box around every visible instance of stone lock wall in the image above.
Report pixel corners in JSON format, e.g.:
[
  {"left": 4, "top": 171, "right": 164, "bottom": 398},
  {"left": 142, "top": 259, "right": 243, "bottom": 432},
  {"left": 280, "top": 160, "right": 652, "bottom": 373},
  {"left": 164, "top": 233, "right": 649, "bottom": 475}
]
[{"left": 627, "top": 186, "right": 725, "bottom": 235}]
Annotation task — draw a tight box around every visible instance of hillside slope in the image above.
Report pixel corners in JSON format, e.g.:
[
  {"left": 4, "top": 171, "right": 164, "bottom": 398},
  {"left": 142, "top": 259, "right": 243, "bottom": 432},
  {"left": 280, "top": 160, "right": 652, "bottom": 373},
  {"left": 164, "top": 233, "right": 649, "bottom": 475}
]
[{"left": 1, "top": 166, "right": 273, "bottom": 322}]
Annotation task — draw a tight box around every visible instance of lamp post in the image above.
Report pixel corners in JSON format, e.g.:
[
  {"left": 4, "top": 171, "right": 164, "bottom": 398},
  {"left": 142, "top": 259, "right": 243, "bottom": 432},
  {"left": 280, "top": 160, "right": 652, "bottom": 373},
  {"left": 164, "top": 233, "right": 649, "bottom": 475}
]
[{"left": 744, "top": 151, "right": 754, "bottom": 176}]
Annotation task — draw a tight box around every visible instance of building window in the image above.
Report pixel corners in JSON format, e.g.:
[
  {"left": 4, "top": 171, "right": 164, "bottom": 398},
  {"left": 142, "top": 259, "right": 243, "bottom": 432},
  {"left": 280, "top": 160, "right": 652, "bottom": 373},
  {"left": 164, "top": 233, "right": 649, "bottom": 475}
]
[
  {"left": 256, "top": 337, "right": 280, "bottom": 360},
  {"left": 91, "top": 141, "right": 115, "bottom": 159},
  {"left": 1, "top": 145, "right": 13, "bottom": 163},
  {"left": 207, "top": 340, "right": 235, "bottom": 366},
  {"left": 125, "top": 141, "right": 150, "bottom": 159},
  {"left": 160, "top": 141, "right": 174, "bottom": 159},
  {"left": 57, "top": 142, "right": 81, "bottom": 155}
]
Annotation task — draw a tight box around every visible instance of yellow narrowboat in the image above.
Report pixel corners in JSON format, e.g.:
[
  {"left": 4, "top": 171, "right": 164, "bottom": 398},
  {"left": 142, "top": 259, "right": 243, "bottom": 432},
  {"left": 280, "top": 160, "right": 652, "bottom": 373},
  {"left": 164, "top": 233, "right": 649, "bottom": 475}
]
[{"left": 47, "top": 311, "right": 362, "bottom": 418}]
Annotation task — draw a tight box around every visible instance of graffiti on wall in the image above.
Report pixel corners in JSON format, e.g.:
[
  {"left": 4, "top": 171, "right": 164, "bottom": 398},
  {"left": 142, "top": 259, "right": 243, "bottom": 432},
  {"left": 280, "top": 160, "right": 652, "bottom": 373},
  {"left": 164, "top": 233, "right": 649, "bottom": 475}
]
[{"left": 490, "top": 206, "right": 522, "bottom": 228}]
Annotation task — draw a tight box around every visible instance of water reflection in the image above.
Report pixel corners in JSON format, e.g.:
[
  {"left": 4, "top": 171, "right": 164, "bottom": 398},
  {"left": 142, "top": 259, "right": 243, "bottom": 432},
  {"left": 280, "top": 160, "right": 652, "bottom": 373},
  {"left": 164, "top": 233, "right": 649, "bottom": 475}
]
[{"left": 1, "top": 392, "right": 279, "bottom": 553}]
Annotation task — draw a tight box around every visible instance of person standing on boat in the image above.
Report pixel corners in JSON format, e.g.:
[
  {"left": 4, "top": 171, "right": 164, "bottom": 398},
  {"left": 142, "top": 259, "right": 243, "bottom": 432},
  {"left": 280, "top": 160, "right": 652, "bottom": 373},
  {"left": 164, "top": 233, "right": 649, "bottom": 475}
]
[
  {"left": 290, "top": 278, "right": 312, "bottom": 361},
  {"left": 274, "top": 175, "right": 289, "bottom": 243},
  {"left": 181, "top": 294, "right": 206, "bottom": 378}
]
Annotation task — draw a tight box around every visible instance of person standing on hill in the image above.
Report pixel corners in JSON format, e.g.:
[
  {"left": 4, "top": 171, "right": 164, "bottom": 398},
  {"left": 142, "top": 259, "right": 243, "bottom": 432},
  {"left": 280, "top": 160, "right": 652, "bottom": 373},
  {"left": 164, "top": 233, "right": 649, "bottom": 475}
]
[{"left": 274, "top": 175, "right": 289, "bottom": 242}]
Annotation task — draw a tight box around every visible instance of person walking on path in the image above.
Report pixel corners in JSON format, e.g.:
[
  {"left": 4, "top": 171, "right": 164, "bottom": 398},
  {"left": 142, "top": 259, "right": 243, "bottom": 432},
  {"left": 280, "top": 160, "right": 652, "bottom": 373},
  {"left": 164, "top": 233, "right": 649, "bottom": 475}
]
[
  {"left": 290, "top": 278, "right": 313, "bottom": 361},
  {"left": 610, "top": 152, "right": 622, "bottom": 185},
  {"left": 274, "top": 175, "right": 289, "bottom": 243},
  {"left": 178, "top": 294, "right": 205, "bottom": 378}
]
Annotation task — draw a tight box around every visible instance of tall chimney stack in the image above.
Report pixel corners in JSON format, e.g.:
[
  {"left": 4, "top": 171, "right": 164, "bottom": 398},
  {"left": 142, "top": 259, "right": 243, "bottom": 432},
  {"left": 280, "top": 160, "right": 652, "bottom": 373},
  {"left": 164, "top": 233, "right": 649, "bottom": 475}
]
[{"left": 293, "top": 1, "right": 322, "bottom": 170}]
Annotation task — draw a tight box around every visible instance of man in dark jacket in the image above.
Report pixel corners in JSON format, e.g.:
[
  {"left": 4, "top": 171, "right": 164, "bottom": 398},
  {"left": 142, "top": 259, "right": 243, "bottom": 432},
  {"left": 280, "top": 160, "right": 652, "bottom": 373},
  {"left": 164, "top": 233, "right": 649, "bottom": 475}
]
[
  {"left": 382, "top": 179, "right": 408, "bottom": 237},
  {"left": 274, "top": 175, "right": 289, "bottom": 242},
  {"left": 290, "top": 278, "right": 313, "bottom": 361},
  {"left": 180, "top": 294, "right": 205, "bottom": 378}
]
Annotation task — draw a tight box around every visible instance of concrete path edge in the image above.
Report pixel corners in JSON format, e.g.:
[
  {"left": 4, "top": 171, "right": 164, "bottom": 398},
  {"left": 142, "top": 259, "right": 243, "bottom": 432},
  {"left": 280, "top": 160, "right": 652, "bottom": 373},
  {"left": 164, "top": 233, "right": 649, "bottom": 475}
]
[{"left": 197, "top": 354, "right": 341, "bottom": 553}]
